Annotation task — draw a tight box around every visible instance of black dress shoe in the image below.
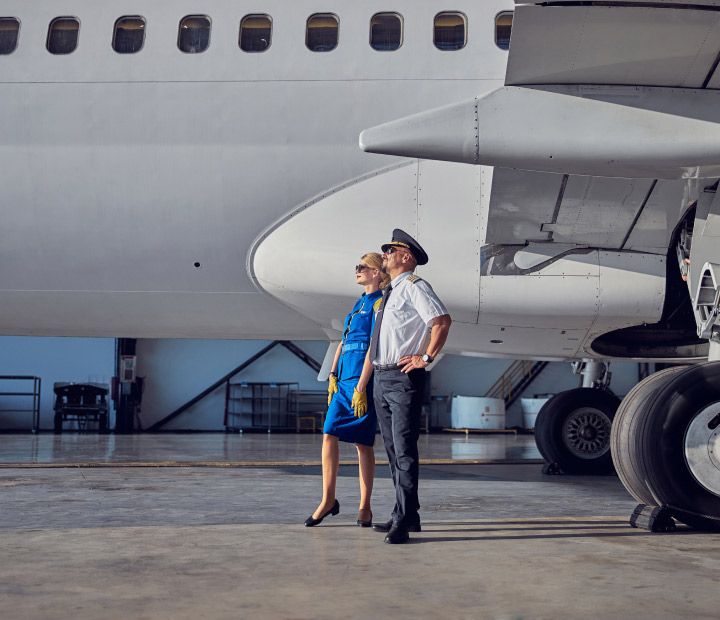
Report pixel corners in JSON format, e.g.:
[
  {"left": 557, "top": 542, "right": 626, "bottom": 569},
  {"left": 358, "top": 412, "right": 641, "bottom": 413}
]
[
  {"left": 372, "top": 518, "right": 421, "bottom": 533},
  {"left": 384, "top": 522, "right": 409, "bottom": 544},
  {"left": 304, "top": 499, "right": 340, "bottom": 527},
  {"left": 357, "top": 512, "right": 372, "bottom": 527}
]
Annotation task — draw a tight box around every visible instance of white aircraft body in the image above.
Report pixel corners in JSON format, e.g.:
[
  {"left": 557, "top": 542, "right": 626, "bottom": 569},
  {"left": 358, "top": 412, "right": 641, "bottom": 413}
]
[
  {"left": 3, "top": 0, "right": 720, "bottom": 530},
  {"left": 0, "top": 0, "right": 512, "bottom": 341}
]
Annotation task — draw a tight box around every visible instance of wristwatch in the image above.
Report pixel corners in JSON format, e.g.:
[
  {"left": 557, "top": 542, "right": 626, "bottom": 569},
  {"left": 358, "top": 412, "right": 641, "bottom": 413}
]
[{"left": 422, "top": 354, "right": 434, "bottom": 364}]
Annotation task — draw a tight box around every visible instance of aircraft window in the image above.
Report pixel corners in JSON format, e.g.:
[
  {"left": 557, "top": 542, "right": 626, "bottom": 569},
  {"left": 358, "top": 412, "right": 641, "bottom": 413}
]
[
  {"left": 47, "top": 17, "right": 80, "bottom": 55},
  {"left": 178, "top": 15, "right": 211, "bottom": 54},
  {"left": 370, "top": 13, "right": 402, "bottom": 51},
  {"left": 306, "top": 14, "right": 338, "bottom": 52},
  {"left": 495, "top": 12, "right": 513, "bottom": 50},
  {"left": 113, "top": 16, "right": 146, "bottom": 54},
  {"left": 0, "top": 18, "right": 19, "bottom": 55},
  {"left": 240, "top": 14, "right": 272, "bottom": 52},
  {"left": 434, "top": 12, "right": 466, "bottom": 51}
]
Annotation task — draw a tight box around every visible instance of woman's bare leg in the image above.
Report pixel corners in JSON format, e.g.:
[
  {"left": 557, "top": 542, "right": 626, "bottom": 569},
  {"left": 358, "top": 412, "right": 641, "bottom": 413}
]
[
  {"left": 356, "top": 443, "right": 375, "bottom": 522},
  {"left": 312, "top": 434, "right": 340, "bottom": 519}
]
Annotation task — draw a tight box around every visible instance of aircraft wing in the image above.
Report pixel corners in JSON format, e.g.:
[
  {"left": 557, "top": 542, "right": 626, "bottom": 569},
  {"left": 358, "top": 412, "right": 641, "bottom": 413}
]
[
  {"left": 493, "top": 0, "right": 720, "bottom": 251},
  {"left": 506, "top": 0, "right": 720, "bottom": 89},
  {"left": 359, "top": 1, "right": 720, "bottom": 252},
  {"left": 485, "top": 168, "right": 691, "bottom": 254}
]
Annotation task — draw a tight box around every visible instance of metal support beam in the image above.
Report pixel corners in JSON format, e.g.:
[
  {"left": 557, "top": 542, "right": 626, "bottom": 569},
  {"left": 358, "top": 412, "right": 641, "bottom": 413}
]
[
  {"left": 279, "top": 341, "right": 322, "bottom": 373},
  {"left": 571, "top": 360, "right": 610, "bottom": 390},
  {"left": 147, "top": 341, "right": 322, "bottom": 431}
]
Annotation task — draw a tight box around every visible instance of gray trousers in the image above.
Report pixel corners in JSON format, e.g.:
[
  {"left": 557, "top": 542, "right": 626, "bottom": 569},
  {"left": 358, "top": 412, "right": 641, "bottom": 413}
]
[{"left": 373, "top": 368, "right": 425, "bottom": 526}]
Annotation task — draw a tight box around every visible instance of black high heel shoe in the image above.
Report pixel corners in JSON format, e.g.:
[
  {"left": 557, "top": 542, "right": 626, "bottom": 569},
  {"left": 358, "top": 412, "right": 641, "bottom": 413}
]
[
  {"left": 357, "top": 511, "right": 373, "bottom": 528},
  {"left": 304, "top": 499, "right": 340, "bottom": 527}
]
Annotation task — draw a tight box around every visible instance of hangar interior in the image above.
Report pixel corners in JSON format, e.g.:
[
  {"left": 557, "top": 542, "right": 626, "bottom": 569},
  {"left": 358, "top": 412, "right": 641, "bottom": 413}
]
[{"left": 0, "top": 335, "right": 646, "bottom": 438}]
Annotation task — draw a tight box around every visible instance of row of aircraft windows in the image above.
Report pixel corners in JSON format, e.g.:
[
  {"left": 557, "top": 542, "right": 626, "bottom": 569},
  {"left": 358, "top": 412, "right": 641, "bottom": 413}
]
[{"left": 0, "top": 12, "right": 513, "bottom": 56}]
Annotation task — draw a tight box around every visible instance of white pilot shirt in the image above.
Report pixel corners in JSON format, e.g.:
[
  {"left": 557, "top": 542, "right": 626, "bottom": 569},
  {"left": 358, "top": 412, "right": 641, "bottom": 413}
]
[{"left": 373, "top": 271, "right": 449, "bottom": 366}]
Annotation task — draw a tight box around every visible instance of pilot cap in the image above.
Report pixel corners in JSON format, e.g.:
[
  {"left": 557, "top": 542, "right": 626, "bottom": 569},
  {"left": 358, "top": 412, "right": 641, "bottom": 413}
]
[{"left": 381, "top": 228, "right": 429, "bottom": 265}]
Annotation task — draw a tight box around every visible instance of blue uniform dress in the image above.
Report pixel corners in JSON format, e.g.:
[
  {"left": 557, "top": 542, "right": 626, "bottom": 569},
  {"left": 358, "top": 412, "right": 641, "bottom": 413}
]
[{"left": 323, "top": 290, "right": 382, "bottom": 446}]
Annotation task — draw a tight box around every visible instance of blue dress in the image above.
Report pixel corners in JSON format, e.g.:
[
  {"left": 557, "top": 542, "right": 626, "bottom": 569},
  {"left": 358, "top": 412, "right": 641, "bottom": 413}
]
[{"left": 323, "top": 290, "right": 383, "bottom": 446}]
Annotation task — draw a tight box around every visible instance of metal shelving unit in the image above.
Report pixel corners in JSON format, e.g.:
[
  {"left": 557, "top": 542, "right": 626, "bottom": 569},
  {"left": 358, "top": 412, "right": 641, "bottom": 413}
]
[
  {"left": 295, "top": 390, "right": 327, "bottom": 432},
  {"left": 0, "top": 376, "right": 41, "bottom": 433},
  {"left": 224, "top": 382, "right": 299, "bottom": 432}
]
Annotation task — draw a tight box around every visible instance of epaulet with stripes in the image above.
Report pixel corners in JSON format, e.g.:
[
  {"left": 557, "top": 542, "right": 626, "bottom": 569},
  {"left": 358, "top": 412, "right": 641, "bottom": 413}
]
[
  {"left": 373, "top": 297, "right": 383, "bottom": 312},
  {"left": 407, "top": 275, "right": 422, "bottom": 284}
]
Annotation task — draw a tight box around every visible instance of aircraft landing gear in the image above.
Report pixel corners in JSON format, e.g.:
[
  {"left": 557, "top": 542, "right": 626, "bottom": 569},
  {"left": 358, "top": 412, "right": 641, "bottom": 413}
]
[
  {"left": 535, "top": 361, "right": 620, "bottom": 475},
  {"left": 611, "top": 361, "right": 720, "bottom": 531},
  {"left": 535, "top": 388, "right": 620, "bottom": 475}
]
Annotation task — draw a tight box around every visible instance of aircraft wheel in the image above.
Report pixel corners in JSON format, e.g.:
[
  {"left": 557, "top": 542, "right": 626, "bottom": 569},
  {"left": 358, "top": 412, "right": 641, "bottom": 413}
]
[
  {"left": 535, "top": 388, "right": 620, "bottom": 474},
  {"left": 611, "top": 366, "right": 686, "bottom": 505},
  {"left": 639, "top": 362, "right": 720, "bottom": 531}
]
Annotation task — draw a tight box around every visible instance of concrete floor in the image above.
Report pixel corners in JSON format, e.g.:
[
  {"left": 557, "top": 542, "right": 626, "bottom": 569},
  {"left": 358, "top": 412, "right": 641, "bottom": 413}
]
[
  {"left": 1, "top": 434, "right": 719, "bottom": 619},
  {"left": 0, "top": 431, "right": 541, "bottom": 465}
]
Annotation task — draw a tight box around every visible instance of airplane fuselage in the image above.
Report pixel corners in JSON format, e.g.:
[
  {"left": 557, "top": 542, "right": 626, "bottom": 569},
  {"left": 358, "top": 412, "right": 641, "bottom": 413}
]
[
  {"left": 0, "top": 0, "right": 512, "bottom": 341},
  {"left": 2, "top": 0, "right": 707, "bottom": 363}
]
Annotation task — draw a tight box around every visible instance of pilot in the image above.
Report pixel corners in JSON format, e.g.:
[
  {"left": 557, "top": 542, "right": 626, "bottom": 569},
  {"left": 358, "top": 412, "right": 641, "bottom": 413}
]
[{"left": 354, "top": 229, "right": 452, "bottom": 544}]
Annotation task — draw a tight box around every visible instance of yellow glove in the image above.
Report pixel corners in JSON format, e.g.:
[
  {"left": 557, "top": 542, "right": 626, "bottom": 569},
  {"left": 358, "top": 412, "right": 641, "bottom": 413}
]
[
  {"left": 352, "top": 388, "right": 368, "bottom": 418},
  {"left": 328, "top": 373, "right": 338, "bottom": 406}
]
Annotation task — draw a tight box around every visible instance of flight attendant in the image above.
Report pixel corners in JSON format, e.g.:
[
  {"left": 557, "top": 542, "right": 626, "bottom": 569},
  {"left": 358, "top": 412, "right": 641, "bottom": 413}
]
[{"left": 304, "top": 252, "right": 390, "bottom": 527}]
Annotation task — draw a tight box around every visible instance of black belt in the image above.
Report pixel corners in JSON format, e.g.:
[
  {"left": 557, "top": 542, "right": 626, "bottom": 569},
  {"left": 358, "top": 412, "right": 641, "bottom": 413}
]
[{"left": 374, "top": 363, "right": 401, "bottom": 371}]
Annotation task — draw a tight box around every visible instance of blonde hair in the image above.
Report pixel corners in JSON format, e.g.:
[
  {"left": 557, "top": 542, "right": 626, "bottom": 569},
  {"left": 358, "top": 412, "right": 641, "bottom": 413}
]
[{"left": 361, "top": 252, "right": 391, "bottom": 290}]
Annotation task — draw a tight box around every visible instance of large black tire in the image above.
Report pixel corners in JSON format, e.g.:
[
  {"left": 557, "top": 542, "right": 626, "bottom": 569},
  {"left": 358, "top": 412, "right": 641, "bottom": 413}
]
[
  {"left": 638, "top": 362, "right": 720, "bottom": 531},
  {"left": 535, "top": 388, "right": 620, "bottom": 475},
  {"left": 611, "top": 366, "right": 686, "bottom": 505}
]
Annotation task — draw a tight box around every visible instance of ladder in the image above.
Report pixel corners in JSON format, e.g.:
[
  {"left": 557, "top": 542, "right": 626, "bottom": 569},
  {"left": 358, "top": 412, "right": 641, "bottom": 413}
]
[{"left": 484, "top": 360, "right": 549, "bottom": 409}]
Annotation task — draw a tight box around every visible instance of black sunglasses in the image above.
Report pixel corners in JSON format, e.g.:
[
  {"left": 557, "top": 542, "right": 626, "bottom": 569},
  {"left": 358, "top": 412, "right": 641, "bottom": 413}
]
[
  {"left": 385, "top": 246, "right": 404, "bottom": 255},
  {"left": 355, "top": 264, "right": 370, "bottom": 272}
]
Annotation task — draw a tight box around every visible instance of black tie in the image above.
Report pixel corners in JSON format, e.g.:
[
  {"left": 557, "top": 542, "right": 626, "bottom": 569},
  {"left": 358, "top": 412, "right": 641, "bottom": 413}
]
[{"left": 368, "top": 285, "right": 392, "bottom": 362}]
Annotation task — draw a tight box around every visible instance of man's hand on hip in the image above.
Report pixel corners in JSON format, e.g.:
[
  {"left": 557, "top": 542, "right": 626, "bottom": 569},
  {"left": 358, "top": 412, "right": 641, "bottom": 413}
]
[{"left": 398, "top": 355, "right": 429, "bottom": 373}]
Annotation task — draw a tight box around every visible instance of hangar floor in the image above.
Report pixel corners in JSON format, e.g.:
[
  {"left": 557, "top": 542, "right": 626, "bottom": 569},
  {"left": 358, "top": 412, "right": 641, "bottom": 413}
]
[
  {"left": 0, "top": 431, "right": 541, "bottom": 465},
  {"left": 1, "top": 434, "right": 719, "bottom": 619}
]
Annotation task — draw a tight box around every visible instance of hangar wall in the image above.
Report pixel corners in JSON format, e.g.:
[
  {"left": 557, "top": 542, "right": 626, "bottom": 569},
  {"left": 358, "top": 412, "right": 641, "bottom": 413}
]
[
  {"left": 137, "top": 339, "right": 330, "bottom": 431},
  {"left": 0, "top": 336, "right": 644, "bottom": 431},
  {"left": 0, "top": 336, "right": 116, "bottom": 431}
]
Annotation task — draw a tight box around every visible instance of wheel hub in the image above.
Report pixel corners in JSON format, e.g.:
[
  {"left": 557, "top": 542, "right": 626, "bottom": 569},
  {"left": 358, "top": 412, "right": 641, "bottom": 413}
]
[
  {"left": 581, "top": 426, "right": 597, "bottom": 441},
  {"left": 562, "top": 407, "right": 612, "bottom": 459},
  {"left": 684, "top": 402, "right": 720, "bottom": 497}
]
